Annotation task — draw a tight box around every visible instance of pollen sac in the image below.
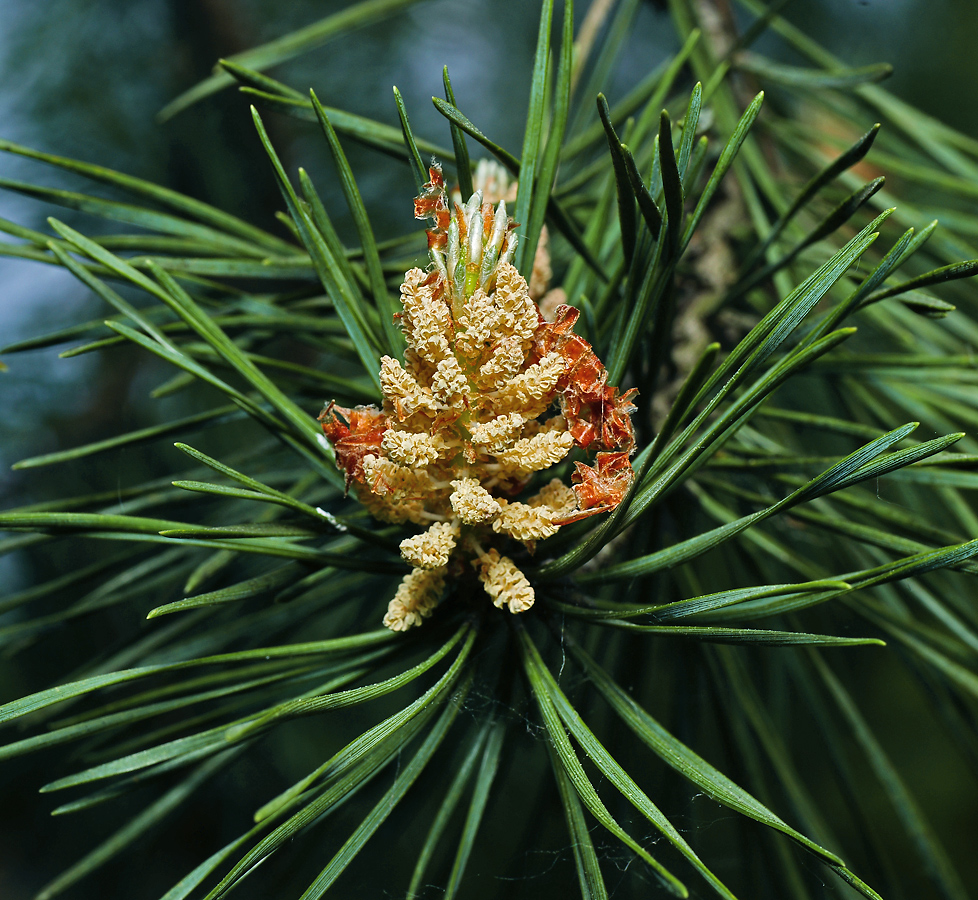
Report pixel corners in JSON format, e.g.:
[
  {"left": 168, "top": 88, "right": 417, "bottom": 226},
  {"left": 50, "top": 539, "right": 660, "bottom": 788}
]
[
  {"left": 320, "top": 162, "right": 638, "bottom": 631},
  {"left": 399, "top": 521, "right": 460, "bottom": 570},
  {"left": 477, "top": 549, "right": 535, "bottom": 614},
  {"left": 450, "top": 478, "right": 502, "bottom": 524},
  {"left": 384, "top": 567, "right": 446, "bottom": 631}
]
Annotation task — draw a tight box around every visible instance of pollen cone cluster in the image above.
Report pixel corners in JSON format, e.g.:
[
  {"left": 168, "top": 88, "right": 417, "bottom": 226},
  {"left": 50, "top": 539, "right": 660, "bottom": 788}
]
[{"left": 321, "top": 164, "right": 637, "bottom": 631}]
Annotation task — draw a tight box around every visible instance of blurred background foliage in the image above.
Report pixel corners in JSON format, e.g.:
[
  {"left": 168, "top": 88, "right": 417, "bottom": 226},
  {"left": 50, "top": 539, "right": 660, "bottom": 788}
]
[{"left": 2, "top": 0, "right": 978, "bottom": 897}]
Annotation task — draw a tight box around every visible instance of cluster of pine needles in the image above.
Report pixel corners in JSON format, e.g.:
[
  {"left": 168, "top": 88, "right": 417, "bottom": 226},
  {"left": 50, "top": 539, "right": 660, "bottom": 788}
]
[{"left": 2, "top": 0, "right": 978, "bottom": 898}]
